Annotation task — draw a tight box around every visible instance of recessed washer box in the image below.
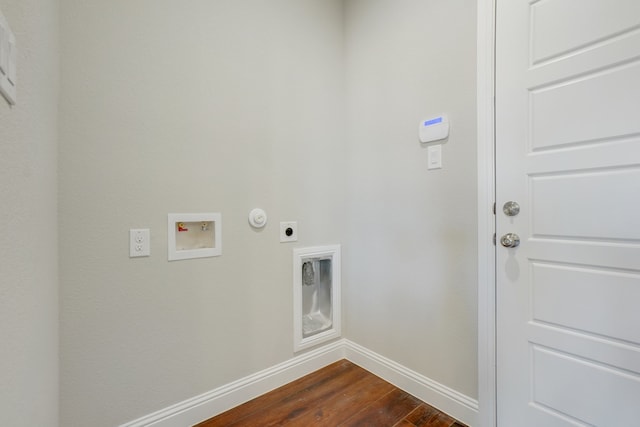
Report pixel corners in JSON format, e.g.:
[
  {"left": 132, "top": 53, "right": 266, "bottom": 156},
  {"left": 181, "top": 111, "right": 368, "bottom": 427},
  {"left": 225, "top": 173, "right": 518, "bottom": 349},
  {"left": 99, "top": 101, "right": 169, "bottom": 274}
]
[{"left": 168, "top": 213, "right": 221, "bottom": 261}]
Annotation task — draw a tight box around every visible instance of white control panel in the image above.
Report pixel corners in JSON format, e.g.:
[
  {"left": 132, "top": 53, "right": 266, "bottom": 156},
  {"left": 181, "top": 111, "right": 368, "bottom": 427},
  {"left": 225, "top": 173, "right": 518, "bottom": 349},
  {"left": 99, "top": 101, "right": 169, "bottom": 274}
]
[
  {"left": 419, "top": 114, "right": 449, "bottom": 143},
  {"left": 0, "top": 8, "right": 16, "bottom": 105}
]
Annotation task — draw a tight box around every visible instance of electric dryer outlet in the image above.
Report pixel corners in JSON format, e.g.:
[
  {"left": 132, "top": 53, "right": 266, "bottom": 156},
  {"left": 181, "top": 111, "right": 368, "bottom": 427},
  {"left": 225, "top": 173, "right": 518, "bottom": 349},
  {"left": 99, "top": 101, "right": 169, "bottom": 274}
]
[{"left": 280, "top": 222, "right": 298, "bottom": 242}]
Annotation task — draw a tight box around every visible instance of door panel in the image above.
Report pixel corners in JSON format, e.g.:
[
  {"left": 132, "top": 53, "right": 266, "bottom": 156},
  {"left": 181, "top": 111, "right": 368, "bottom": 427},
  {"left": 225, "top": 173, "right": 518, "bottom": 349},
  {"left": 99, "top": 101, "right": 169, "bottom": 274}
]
[
  {"left": 532, "top": 345, "right": 640, "bottom": 426},
  {"left": 532, "top": 262, "right": 640, "bottom": 344},
  {"left": 530, "top": 0, "right": 640, "bottom": 64},
  {"left": 496, "top": 0, "right": 640, "bottom": 425},
  {"left": 530, "top": 61, "right": 640, "bottom": 150},
  {"left": 530, "top": 168, "right": 640, "bottom": 240}
]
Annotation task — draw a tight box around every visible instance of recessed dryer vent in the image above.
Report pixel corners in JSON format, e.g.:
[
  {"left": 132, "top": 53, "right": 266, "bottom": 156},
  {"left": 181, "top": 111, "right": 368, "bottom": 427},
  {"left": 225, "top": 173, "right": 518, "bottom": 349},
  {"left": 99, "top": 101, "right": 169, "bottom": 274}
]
[{"left": 293, "top": 245, "right": 341, "bottom": 352}]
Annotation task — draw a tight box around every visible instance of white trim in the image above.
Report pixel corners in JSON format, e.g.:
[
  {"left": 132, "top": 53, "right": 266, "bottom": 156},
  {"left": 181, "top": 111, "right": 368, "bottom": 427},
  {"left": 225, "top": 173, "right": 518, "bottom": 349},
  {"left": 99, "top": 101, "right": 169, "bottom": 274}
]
[
  {"left": 477, "top": 0, "right": 497, "bottom": 426},
  {"left": 120, "top": 339, "right": 479, "bottom": 427},
  {"left": 119, "top": 341, "right": 344, "bottom": 427},
  {"left": 344, "top": 340, "right": 479, "bottom": 427}
]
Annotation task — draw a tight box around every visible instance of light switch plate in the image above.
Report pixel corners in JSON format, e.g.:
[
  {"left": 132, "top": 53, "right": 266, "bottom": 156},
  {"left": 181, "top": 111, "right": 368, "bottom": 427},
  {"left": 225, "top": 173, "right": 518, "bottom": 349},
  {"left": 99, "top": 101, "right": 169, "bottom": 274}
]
[{"left": 427, "top": 145, "right": 442, "bottom": 170}]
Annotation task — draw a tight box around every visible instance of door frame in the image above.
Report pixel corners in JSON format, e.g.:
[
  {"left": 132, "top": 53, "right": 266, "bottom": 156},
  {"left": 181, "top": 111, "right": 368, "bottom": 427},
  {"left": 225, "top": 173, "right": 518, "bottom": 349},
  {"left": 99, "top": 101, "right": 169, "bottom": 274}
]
[{"left": 476, "top": 0, "right": 497, "bottom": 426}]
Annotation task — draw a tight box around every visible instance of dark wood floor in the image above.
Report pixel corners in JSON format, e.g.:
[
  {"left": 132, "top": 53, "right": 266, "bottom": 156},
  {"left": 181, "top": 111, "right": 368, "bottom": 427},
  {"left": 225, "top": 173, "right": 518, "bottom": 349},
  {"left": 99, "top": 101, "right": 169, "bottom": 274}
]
[{"left": 195, "top": 359, "right": 467, "bottom": 427}]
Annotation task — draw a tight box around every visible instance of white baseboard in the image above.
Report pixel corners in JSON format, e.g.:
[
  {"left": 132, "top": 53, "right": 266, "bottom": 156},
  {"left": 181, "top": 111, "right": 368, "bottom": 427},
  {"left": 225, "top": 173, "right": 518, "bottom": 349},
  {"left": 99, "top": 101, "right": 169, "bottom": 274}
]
[
  {"left": 343, "top": 340, "right": 479, "bottom": 427},
  {"left": 120, "top": 339, "right": 478, "bottom": 427},
  {"left": 119, "top": 340, "right": 345, "bottom": 427}
]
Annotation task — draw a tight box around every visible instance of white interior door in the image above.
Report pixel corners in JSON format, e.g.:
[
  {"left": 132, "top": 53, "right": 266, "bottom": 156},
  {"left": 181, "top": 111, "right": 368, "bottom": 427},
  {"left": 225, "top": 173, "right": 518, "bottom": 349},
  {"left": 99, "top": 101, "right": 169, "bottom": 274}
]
[{"left": 495, "top": 1, "right": 640, "bottom": 426}]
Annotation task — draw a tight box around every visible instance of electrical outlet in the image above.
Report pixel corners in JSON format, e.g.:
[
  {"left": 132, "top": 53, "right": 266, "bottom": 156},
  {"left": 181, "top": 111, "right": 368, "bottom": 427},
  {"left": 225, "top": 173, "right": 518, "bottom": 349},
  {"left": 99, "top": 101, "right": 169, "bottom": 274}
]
[
  {"left": 129, "top": 229, "right": 150, "bottom": 257},
  {"left": 280, "top": 221, "right": 298, "bottom": 243}
]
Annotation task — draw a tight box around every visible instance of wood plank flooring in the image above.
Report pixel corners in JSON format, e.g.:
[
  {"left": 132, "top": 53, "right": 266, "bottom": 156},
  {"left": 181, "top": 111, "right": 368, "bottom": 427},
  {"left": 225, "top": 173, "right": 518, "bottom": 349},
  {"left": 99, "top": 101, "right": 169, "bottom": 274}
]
[{"left": 195, "top": 360, "right": 468, "bottom": 427}]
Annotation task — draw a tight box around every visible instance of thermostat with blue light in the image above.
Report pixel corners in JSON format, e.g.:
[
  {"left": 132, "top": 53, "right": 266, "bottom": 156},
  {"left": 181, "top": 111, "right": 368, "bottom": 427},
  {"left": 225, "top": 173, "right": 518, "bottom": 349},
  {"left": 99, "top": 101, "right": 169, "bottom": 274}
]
[{"left": 419, "top": 114, "right": 449, "bottom": 143}]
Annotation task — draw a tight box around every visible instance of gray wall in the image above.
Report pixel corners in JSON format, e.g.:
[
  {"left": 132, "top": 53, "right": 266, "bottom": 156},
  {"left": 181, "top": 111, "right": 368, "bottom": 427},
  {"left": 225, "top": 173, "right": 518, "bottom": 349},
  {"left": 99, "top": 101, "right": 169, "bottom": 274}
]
[
  {"left": 0, "top": 1, "right": 59, "bottom": 426},
  {"left": 55, "top": 1, "right": 478, "bottom": 425},
  {"left": 58, "top": 1, "right": 347, "bottom": 425},
  {"left": 344, "top": 0, "right": 478, "bottom": 398}
]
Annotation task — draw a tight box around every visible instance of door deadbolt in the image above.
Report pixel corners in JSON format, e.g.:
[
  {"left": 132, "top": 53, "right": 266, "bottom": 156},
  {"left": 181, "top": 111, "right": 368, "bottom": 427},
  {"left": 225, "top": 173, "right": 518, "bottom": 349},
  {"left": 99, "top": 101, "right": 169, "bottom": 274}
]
[
  {"left": 500, "top": 233, "right": 520, "bottom": 248},
  {"left": 503, "top": 201, "right": 520, "bottom": 216}
]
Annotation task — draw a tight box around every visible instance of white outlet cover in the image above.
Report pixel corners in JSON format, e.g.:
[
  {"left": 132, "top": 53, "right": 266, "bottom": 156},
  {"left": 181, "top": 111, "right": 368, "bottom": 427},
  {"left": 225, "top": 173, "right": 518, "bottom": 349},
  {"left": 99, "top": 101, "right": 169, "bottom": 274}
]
[
  {"left": 280, "top": 221, "right": 298, "bottom": 242},
  {"left": 130, "top": 228, "right": 150, "bottom": 257}
]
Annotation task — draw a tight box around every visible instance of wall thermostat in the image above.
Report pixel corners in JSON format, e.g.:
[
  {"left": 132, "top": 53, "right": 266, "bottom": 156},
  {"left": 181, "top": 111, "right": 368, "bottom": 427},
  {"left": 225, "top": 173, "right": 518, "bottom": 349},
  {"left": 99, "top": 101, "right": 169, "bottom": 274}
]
[{"left": 419, "top": 114, "right": 449, "bottom": 143}]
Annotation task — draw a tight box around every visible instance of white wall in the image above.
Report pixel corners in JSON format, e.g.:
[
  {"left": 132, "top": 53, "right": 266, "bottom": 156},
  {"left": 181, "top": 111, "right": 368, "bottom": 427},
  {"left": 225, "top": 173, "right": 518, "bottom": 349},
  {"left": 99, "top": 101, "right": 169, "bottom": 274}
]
[
  {"left": 58, "top": 1, "right": 346, "bottom": 425},
  {"left": 0, "top": 1, "right": 59, "bottom": 426},
  {"left": 344, "top": 0, "right": 478, "bottom": 399}
]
